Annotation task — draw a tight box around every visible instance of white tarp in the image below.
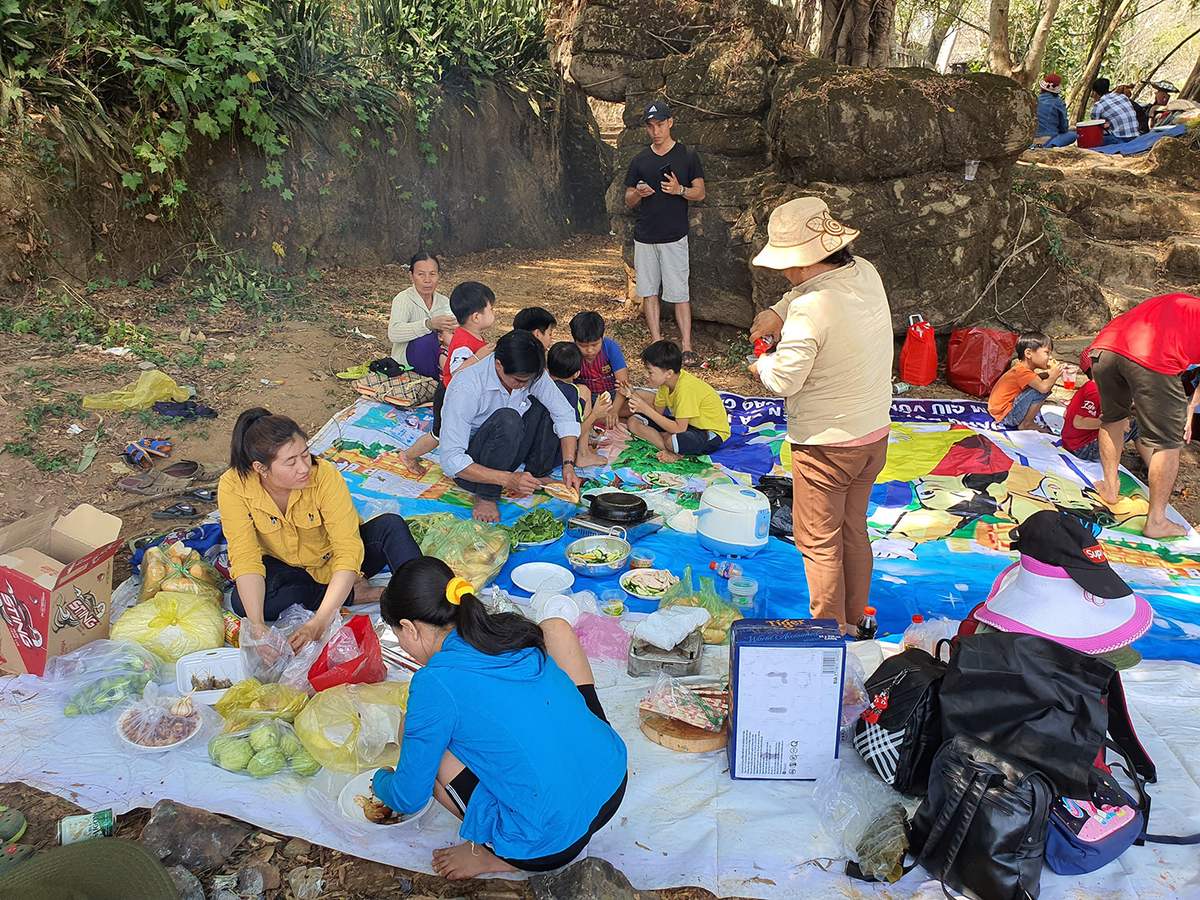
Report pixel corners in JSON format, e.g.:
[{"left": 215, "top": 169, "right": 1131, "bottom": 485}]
[{"left": 2, "top": 655, "right": 1198, "bottom": 897}]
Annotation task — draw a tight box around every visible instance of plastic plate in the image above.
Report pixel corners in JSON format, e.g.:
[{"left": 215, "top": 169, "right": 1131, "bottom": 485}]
[
  {"left": 337, "top": 771, "right": 433, "bottom": 828},
  {"left": 510, "top": 562, "right": 575, "bottom": 594}
]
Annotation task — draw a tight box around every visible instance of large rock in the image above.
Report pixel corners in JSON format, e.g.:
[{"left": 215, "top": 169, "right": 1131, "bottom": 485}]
[
  {"left": 769, "top": 60, "right": 1034, "bottom": 183},
  {"left": 139, "top": 800, "right": 251, "bottom": 871},
  {"left": 530, "top": 857, "right": 648, "bottom": 899}
]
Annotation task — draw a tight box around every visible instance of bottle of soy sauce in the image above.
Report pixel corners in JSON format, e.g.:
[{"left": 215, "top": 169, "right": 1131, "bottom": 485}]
[{"left": 856, "top": 605, "right": 878, "bottom": 641}]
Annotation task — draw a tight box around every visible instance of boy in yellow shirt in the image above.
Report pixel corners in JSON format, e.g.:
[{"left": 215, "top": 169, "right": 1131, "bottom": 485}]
[{"left": 625, "top": 340, "right": 731, "bottom": 462}]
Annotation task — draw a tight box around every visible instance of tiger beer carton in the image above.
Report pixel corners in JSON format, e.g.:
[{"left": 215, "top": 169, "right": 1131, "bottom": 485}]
[{"left": 0, "top": 504, "right": 122, "bottom": 676}]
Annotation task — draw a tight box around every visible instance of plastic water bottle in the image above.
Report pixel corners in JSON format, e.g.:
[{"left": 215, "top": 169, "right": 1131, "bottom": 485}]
[
  {"left": 856, "top": 606, "right": 878, "bottom": 641},
  {"left": 901, "top": 614, "right": 927, "bottom": 651},
  {"left": 709, "top": 560, "right": 742, "bottom": 579}
]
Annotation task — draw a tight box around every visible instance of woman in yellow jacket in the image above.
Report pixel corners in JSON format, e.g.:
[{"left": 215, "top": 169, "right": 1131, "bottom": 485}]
[{"left": 218, "top": 408, "right": 420, "bottom": 650}]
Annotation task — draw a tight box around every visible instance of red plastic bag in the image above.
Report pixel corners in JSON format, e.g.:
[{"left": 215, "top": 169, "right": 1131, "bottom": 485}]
[
  {"left": 307, "top": 615, "right": 386, "bottom": 692},
  {"left": 947, "top": 327, "right": 1018, "bottom": 398},
  {"left": 899, "top": 315, "right": 938, "bottom": 386}
]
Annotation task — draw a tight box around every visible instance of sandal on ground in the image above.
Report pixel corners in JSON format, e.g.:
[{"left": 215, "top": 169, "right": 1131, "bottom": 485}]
[
  {"left": 0, "top": 807, "right": 27, "bottom": 846},
  {"left": 183, "top": 488, "right": 216, "bottom": 503},
  {"left": 336, "top": 364, "right": 370, "bottom": 380},
  {"left": 126, "top": 533, "right": 161, "bottom": 554},
  {"left": 0, "top": 843, "right": 34, "bottom": 875},
  {"left": 151, "top": 503, "right": 198, "bottom": 520},
  {"left": 681, "top": 350, "right": 700, "bottom": 367},
  {"left": 122, "top": 438, "right": 172, "bottom": 470},
  {"left": 116, "top": 460, "right": 203, "bottom": 496}
]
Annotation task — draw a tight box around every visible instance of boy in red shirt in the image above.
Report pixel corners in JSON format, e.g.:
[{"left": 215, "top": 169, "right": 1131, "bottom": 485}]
[
  {"left": 402, "top": 282, "right": 496, "bottom": 474},
  {"left": 1086, "top": 293, "right": 1200, "bottom": 538},
  {"left": 987, "top": 332, "right": 1062, "bottom": 430}
]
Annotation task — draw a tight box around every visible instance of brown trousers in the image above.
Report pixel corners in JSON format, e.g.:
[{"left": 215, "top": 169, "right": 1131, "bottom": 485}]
[{"left": 791, "top": 438, "right": 888, "bottom": 627}]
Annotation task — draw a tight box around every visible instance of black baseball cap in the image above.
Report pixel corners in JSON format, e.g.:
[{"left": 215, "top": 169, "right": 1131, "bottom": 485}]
[
  {"left": 1010, "top": 510, "right": 1131, "bottom": 599},
  {"left": 643, "top": 99, "right": 672, "bottom": 122}
]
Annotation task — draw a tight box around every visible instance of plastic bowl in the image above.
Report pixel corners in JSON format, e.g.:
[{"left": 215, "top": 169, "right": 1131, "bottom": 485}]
[
  {"left": 565, "top": 535, "right": 631, "bottom": 578},
  {"left": 728, "top": 576, "right": 759, "bottom": 609},
  {"left": 629, "top": 550, "right": 656, "bottom": 569}
]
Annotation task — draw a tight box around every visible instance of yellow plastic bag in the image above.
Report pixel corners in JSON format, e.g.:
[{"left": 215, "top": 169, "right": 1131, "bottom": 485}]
[
  {"left": 138, "top": 542, "right": 223, "bottom": 604},
  {"left": 111, "top": 591, "right": 225, "bottom": 662},
  {"left": 215, "top": 678, "right": 309, "bottom": 732},
  {"left": 82, "top": 370, "right": 190, "bottom": 411},
  {"left": 659, "top": 566, "right": 742, "bottom": 644},
  {"left": 294, "top": 681, "right": 409, "bottom": 774}
]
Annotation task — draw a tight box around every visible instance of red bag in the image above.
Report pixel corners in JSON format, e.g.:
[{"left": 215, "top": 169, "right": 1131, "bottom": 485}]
[
  {"left": 947, "top": 327, "right": 1018, "bottom": 398},
  {"left": 899, "top": 314, "right": 938, "bottom": 386},
  {"left": 307, "top": 614, "right": 386, "bottom": 692}
]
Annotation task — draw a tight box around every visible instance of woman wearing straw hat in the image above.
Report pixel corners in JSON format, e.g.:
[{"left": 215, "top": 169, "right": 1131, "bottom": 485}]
[{"left": 749, "top": 197, "right": 894, "bottom": 632}]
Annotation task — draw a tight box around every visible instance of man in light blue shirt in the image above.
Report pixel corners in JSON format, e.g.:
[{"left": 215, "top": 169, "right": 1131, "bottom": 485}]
[{"left": 439, "top": 329, "right": 582, "bottom": 522}]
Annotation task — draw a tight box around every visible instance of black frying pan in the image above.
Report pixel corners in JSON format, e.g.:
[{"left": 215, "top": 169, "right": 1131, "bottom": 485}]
[{"left": 588, "top": 492, "right": 648, "bottom": 523}]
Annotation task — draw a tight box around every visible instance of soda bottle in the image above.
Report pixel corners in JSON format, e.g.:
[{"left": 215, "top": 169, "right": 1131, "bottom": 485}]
[
  {"left": 856, "top": 606, "right": 878, "bottom": 641},
  {"left": 709, "top": 560, "right": 742, "bottom": 579},
  {"left": 753, "top": 336, "right": 775, "bottom": 357}
]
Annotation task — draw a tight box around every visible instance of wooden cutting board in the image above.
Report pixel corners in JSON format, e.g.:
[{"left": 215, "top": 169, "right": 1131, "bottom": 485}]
[{"left": 639, "top": 711, "right": 728, "bottom": 753}]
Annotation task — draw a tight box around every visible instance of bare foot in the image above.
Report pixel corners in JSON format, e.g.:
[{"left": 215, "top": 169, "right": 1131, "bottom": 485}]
[
  {"left": 1143, "top": 518, "right": 1188, "bottom": 540},
  {"left": 431, "top": 842, "right": 517, "bottom": 880},
  {"left": 472, "top": 496, "right": 500, "bottom": 523},
  {"left": 400, "top": 453, "right": 429, "bottom": 476},
  {"left": 577, "top": 448, "right": 607, "bottom": 468},
  {"left": 353, "top": 579, "right": 384, "bottom": 604},
  {"left": 656, "top": 449, "right": 681, "bottom": 463},
  {"left": 1094, "top": 479, "right": 1121, "bottom": 505}
]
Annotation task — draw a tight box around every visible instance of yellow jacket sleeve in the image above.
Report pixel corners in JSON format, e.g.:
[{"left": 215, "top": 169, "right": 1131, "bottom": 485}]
[
  {"left": 316, "top": 463, "right": 365, "bottom": 576},
  {"left": 217, "top": 472, "right": 267, "bottom": 580}
]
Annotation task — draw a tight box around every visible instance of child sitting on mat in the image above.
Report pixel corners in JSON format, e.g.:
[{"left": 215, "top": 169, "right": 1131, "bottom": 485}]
[
  {"left": 401, "top": 282, "right": 497, "bottom": 475},
  {"left": 988, "top": 331, "right": 1063, "bottom": 431},
  {"left": 372, "top": 557, "right": 627, "bottom": 880},
  {"left": 547, "top": 341, "right": 611, "bottom": 468},
  {"left": 570, "top": 311, "right": 629, "bottom": 427},
  {"left": 626, "top": 339, "right": 731, "bottom": 462}
]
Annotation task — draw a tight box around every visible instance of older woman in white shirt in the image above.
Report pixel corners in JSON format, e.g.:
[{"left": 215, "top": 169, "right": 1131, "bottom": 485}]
[{"left": 389, "top": 252, "right": 456, "bottom": 376}]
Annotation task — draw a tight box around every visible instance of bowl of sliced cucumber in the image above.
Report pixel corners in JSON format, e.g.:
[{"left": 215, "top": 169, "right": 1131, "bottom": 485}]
[{"left": 565, "top": 535, "right": 631, "bottom": 577}]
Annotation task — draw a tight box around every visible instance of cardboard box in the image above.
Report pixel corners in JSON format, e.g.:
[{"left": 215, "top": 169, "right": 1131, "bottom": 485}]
[
  {"left": 0, "top": 504, "right": 123, "bottom": 676},
  {"left": 728, "top": 618, "right": 845, "bottom": 780}
]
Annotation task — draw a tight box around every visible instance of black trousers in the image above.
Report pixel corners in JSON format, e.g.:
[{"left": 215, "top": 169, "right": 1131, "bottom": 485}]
[
  {"left": 230, "top": 514, "right": 420, "bottom": 621},
  {"left": 453, "top": 402, "right": 562, "bottom": 501}
]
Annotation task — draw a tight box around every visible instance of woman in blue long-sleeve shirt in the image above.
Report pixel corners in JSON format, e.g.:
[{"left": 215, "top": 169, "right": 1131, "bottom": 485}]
[
  {"left": 372, "top": 556, "right": 628, "bottom": 879},
  {"left": 1036, "top": 73, "right": 1076, "bottom": 147}
]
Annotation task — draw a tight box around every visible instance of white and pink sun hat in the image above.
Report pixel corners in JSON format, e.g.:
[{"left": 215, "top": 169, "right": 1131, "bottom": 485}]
[{"left": 975, "top": 510, "right": 1152, "bottom": 655}]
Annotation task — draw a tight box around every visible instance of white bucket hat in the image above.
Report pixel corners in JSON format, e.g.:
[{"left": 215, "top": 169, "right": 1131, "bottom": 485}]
[{"left": 751, "top": 197, "right": 860, "bottom": 270}]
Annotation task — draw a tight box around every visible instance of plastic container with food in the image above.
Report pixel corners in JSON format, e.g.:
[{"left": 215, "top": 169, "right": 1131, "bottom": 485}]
[
  {"left": 727, "top": 576, "right": 759, "bottom": 610},
  {"left": 176, "top": 647, "right": 245, "bottom": 705},
  {"left": 600, "top": 589, "right": 625, "bottom": 617},
  {"left": 629, "top": 550, "right": 656, "bottom": 570}
]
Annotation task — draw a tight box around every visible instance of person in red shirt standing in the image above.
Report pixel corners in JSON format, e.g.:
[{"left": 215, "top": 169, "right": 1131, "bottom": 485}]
[
  {"left": 1086, "top": 293, "right": 1200, "bottom": 538},
  {"left": 1060, "top": 365, "right": 1149, "bottom": 466}
]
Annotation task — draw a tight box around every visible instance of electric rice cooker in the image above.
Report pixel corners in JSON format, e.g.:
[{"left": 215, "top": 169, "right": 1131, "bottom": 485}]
[{"left": 696, "top": 484, "right": 771, "bottom": 557}]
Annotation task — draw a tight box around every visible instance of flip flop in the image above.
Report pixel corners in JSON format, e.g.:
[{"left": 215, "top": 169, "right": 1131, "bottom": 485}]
[
  {"left": 681, "top": 350, "right": 700, "bottom": 367},
  {"left": 126, "top": 533, "right": 161, "bottom": 554},
  {"left": 0, "top": 807, "right": 27, "bottom": 846},
  {"left": 0, "top": 843, "right": 34, "bottom": 875},
  {"left": 336, "top": 364, "right": 370, "bottom": 380},
  {"left": 152, "top": 503, "right": 198, "bottom": 520},
  {"left": 123, "top": 438, "right": 172, "bottom": 470},
  {"left": 183, "top": 488, "right": 216, "bottom": 503}
]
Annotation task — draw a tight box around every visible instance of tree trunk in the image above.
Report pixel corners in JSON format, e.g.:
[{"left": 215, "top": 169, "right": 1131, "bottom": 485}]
[
  {"left": 1135, "top": 26, "right": 1200, "bottom": 95},
  {"left": 1068, "top": 0, "right": 1137, "bottom": 120},
  {"left": 1182, "top": 48, "right": 1200, "bottom": 101},
  {"left": 794, "top": 0, "right": 819, "bottom": 51},
  {"left": 819, "top": 0, "right": 895, "bottom": 67},
  {"left": 924, "top": 0, "right": 967, "bottom": 68},
  {"left": 988, "top": 0, "right": 1063, "bottom": 88}
]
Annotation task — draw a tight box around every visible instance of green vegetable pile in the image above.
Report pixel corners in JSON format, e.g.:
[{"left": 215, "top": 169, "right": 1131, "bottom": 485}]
[
  {"left": 208, "top": 722, "right": 319, "bottom": 778},
  {"left": 64, "top": 650, "right": 161, "bottom": 717},
  {"left": 509, "top": 508, "right": 564, "bottom": 547}
]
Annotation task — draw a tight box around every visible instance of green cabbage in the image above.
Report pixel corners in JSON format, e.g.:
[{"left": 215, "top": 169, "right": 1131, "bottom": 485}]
[
  {"left": 247, "top": 748, "right": 287, "bottom": 778},
  {"left": 248, "top": 723, "right": 280, "bottom": 753},
  {"left": 216, "top": 739, "right": 253, "bottom": 772},
  {"left": 288, "top": 749, "right": 320, "bottom": 777}
]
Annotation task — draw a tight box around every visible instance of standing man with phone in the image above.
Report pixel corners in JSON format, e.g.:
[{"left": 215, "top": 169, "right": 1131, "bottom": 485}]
[{"left": 624, "top": 100, "right": 706, "bottom": 366}]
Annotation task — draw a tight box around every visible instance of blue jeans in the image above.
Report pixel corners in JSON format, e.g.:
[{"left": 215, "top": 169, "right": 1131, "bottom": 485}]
[
  {"left": 1069, "top": 422, "right": 1139, "bottom": 462},
  {"left": 1102, "top": 133, "right": 1134, "bottom": 146},
  {"left": 1045, "top": 131, "right": 1077, "bottom": 148},
  {"left": 1001, "top": 386, "right": 1046, "bottom": 429}
]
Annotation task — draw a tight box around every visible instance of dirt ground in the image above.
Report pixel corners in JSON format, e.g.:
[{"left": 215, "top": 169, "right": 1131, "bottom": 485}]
[{"left": 2, "top": 232, "right": 1198, "bottom": 898}]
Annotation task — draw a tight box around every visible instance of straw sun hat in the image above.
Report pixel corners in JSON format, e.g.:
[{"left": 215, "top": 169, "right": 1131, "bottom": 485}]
[{"left": 751, "top": 197, "right": 860, "bottom": 270}]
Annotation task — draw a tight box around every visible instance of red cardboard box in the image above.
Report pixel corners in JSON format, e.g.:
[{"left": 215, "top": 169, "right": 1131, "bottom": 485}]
[{"left": 0, "top": 504, "right": 123, "bottom": 676}]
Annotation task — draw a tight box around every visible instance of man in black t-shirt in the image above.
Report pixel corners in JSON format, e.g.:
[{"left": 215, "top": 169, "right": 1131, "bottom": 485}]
[{"left": 624, "top": 100, "right": 706, "bottom": 365}]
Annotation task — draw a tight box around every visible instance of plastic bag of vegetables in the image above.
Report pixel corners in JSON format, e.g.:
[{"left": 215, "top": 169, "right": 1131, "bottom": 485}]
[
  {"left": 214, "top": 677, "right": 309, "bottom": 732},
  {"left": 111, "top": 591, "right": 225, "bottom": 662},
  {"left": 659, "top": 566, "right": 742, "bottom": 644},
  {"left": 207, "top": 719, "right": 321, "bottom": 778},
  {"left": 138, "top": 541, "right": 224, "bottom": 604},
  {"left": 410, "top": 513, "right": 510, "bottom": 588},
  {"left": 294, "top": 681, "right": 409, "bottom": 774},
  {"left": 43, "top": 639, "right": 163, "bottom": 717}
]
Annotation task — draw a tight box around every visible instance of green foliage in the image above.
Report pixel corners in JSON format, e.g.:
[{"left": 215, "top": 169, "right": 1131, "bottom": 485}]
[
  {"left": 183, "top": 251, "right": 308, "bottom": 320},
  {"left": 3, "top": 0, "right": 554, "bottom": 215},
  {"left": 0, "top": 293, "right": 104, "bottom": 342}
]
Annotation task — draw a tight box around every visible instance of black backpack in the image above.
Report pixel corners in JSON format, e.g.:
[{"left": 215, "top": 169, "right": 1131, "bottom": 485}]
[{"left": 852, "top": 647, "right": 947, "bottom": 794}]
